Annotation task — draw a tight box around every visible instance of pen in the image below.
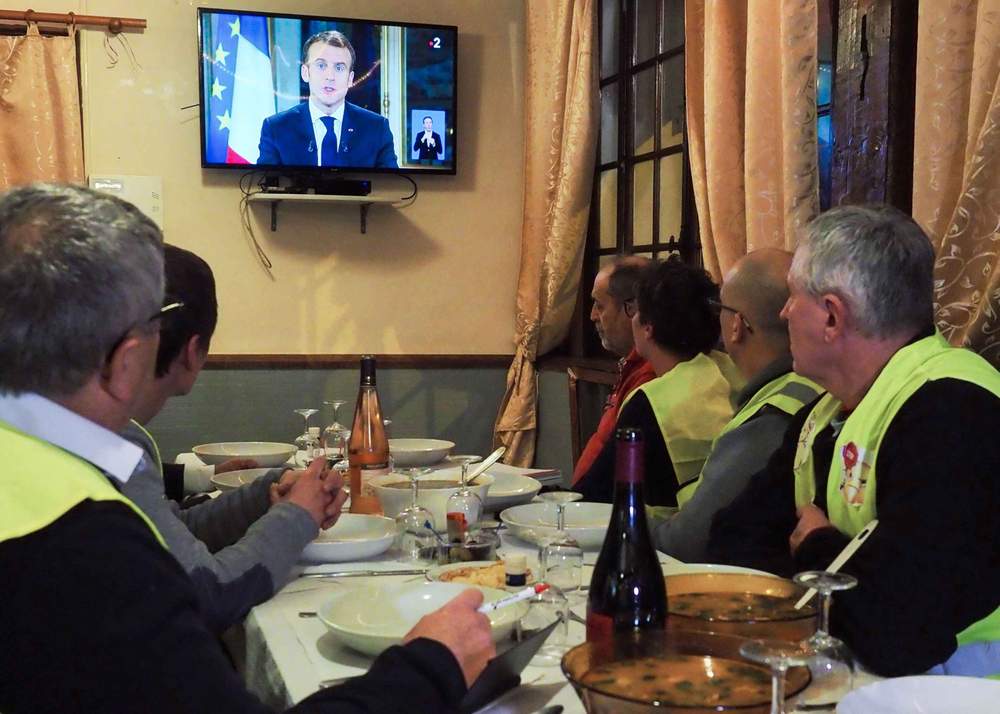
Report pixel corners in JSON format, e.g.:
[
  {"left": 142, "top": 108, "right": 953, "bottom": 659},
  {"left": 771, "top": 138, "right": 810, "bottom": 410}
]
[{"left": 477, "top": 583, "right": 550, "bottom": 613}]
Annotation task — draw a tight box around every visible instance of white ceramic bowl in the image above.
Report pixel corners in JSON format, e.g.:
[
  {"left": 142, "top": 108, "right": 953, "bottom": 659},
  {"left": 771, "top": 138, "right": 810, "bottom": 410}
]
[
  {"left": 484, "top": 471, "right": 543, "bottom": 512},
  {"left": 388, "top": 438, "right": 456, "bottom": 467},
  {"left": 372, "top": 472, "right": 494, "bottom": 529},
  {"left": 299, "top": 514, "right": 396, "bottom": 564},
  {"left": 837, "top": 676, "right": 1000, "bottom": 714},
  {"left": 210, "top": 467, "right": 273, "bottom": 492},
  {"left": 193, "top": 441, "right": 296, "bottom": 468},
  {"left": 317, "top": 580, "right": 527, "bottom": 656},
  {"left": 500, "top": 501, "right": 613, "bottom": 549}
]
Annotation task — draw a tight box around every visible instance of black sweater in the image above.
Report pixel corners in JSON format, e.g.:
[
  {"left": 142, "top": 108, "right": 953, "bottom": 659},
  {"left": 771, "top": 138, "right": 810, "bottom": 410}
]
[
  {"left": 707, "top": 378, "right": 1000, "bottom": 676},
  {"left": 0, "top": 500, "right": 467, "bottom": 714}
]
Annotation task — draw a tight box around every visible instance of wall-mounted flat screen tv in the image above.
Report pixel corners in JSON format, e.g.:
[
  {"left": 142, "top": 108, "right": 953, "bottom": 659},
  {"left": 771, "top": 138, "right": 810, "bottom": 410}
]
[{"left": 198, "top": 8, "right": 457, "bottom": 175}]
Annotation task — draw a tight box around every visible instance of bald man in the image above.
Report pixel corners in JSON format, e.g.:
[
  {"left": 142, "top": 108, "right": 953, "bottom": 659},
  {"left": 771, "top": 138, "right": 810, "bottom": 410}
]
[{"left": 651, "top": 249, "right": 822, "bottom": 561}]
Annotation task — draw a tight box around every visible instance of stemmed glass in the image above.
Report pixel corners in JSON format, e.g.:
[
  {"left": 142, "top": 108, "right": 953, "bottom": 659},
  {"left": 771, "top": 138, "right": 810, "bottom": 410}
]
[
  {"left": 445, "top": 455, "right": 483, "bottom": 542},
  {"left": 322, "top": 400, "right": 351, "bottom": 463},
  {"left": 519, "top": 585, "right": 571, "bottom": 667},
  {"left": 792, "top": 570, "right": 858, "bottom": 708},
  {"left": 394, "top": 467, "right": 437, "bottom": 563},
  {"left": 538, "top": 492, "right": 585, "bottom": 599},
  {"left": 739, "top": 639, "right": 816, "bottom": 714},
  {"left": 293, "top": 408, "right": 319, "bottom": 467}
]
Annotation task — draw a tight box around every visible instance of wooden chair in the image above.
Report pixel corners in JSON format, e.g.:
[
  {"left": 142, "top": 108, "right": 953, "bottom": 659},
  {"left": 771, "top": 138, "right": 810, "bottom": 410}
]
[{"left": 567, "top": 362, "right": 619, "bottom": 466}]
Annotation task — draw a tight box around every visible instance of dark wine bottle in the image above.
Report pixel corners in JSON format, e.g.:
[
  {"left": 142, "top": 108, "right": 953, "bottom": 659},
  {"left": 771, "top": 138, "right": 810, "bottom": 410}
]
[
  {"left": 348, "top": 355, "right": 389, "bottom": 514},
  {"left": 585, "top": 427, "right": 667, "bottom": 643}
]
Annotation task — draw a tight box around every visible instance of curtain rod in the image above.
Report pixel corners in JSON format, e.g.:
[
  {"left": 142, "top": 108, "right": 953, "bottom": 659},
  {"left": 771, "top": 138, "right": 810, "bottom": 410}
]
[{"left": 0, "top": 9, "right": 146, "bottom": 33}]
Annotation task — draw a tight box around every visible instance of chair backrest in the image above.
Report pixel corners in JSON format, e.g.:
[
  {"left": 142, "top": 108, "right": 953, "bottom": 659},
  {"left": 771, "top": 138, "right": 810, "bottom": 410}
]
[{"left": 567, "top": 363, "right": 619, "bottom": 466}]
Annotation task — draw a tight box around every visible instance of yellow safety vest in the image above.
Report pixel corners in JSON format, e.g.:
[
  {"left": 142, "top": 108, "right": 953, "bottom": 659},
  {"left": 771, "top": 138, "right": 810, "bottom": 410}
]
[
  {"left": 0, "top": 419, "right": 165, "bottom": 547},
  {"left": 675, "top": 371, "right": 822, "bottom": 508},
  {"left": 792, "top": 333, "right": 1000, "bottom": 659},
  {"left": 621, "top": 351, "right": 735, "bottom": 497}
]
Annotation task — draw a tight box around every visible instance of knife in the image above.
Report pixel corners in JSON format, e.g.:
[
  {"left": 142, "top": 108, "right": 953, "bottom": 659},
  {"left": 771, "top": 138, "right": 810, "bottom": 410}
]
[{"left": 301, "top": 569, "right": 428, "bottom": 579}]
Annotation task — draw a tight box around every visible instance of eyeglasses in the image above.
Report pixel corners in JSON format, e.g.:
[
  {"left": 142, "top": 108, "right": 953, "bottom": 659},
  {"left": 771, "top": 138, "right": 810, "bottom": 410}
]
[
  {"left": 105, "top": 301, "right": 185, "bottom": 362},
  {"left": 623, "top": 297, "right": 638, "bottom": 318},
  {"left": 710, "top": 298, "right": 754, "bottom": 334}
]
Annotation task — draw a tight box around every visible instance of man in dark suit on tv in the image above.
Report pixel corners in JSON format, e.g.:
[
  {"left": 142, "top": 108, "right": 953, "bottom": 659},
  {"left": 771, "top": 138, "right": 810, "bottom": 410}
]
[
  {"left": 413, "top": 116, "right": 443, "bottom": 162},
  {"left": 257, "top": 31, "right": 398, "bottom": 169}
]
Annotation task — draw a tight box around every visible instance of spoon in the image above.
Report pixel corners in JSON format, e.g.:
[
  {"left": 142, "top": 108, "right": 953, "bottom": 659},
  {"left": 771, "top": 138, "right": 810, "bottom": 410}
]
[
  {"left": 794, "top": 518, "right": 878, "bottom": 609},
  {"left": 466, "top": 445, "right": 506, "bottom": 485}
]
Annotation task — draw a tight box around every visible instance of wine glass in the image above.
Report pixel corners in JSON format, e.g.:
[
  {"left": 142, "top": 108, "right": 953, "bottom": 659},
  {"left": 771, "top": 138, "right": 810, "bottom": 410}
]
[
  {"left": 322, "top": 400, "right": 351, "bottom": 461},
  {"left": 293, "top": 408, "right": 319, "bottom": 467},
  {"left": 394, "top": 467, "right": 437, "bottom": 563},
  {"left": 445, "top": 455, "right": 483, "bottom": 542},
  {"left": 792, "top": 570, "right": 858, "bottom": 708},
  {"left": 739, "top": 638, "right": 816, "bottom": 714},
  {"left": 538, "top": 492, "right": 584, "bottom": 598},
  {"left": 519, "top": 585, "right": 571, "bottom": 667}
]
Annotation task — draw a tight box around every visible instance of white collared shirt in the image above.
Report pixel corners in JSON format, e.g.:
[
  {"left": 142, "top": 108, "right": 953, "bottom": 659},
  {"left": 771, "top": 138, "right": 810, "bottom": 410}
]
[
  {"left": 308, "top": 100, "right": 346, "bottom": 166},
  {"left": 0, "top": 392, "right": 143, "bottom": 484}
]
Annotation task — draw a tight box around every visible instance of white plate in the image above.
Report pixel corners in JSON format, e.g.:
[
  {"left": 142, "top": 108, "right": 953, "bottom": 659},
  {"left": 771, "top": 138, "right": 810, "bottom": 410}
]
[
  {"left": 193, "top": 441, "right": 296, "bottom": 468},
  {"left": 318, "top": 580, "right": 527, "bottom": 656},
  {"left": 837, "top": 676, "right": 1000, "bottom": 713},
  {"left": 299, "top": 514, "right": 396, "bottom": 564},
  {"left": 388, "top": 438, "right": 456, "bottom": 466},
  {"left": 500, "top": 501, "right": 612, "bottom": 549},
  {"left": 484, "top": 471, "right": 543, "bottom": 512},
  {"left": 426, "top": 560, "right": 537, "bottom": 586},
  {"left": 210, "top": 468, "right": 273, "bottom": 492}
]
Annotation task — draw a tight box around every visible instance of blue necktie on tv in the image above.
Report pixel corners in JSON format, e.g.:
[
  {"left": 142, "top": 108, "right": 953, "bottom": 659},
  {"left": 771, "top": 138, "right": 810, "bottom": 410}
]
[{"left": 320, "top": 116, "right": 337, "bottom": 166}]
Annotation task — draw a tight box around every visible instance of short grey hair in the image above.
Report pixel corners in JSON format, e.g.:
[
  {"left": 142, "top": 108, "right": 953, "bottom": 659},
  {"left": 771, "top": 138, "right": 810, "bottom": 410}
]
[
  {"left": 606, "top": 255, "right": 651, "bottom": 303},
  {"left": 790, "top": 204, "right": 935, "bottom": 339},
  {"left": 0, "top": 184, "right": 164, "bottom": 396}
]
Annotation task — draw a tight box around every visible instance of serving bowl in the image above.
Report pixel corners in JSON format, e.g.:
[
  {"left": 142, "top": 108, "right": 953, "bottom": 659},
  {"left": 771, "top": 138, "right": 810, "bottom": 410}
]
[
  {"left": 388, "top": 438, "right": 456, "bottom": 466},
  {"left": 665, "top": 572, "right": 817, "bottom": 642},
  {"left": 372, "top": 471, "right": 493, "bottom": 528},
  {"left": 299, "top": 514, "right": 396, "bottom": 564},
  {"left": 210, "top": 467, "right": 273, "bottom": 492},
  {"left": 561, "top": 628, "right": 811, "bottom": 713},
  {"left": 317, "top": 580, "right": 527, "bottom": 656},
  {"left": 193, "top": 441, "right": 296, "bottom": 468},
  {"left": 499, "top": 502, "right": 612, "bottom": 549},
  {"left": 484, "top": 471, "right": 543, "bottom": 511}
]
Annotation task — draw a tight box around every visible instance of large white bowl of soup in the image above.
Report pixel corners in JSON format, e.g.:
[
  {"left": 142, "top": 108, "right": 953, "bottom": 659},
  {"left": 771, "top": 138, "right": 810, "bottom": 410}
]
[
  {"left": 388, "top": 438, "right": 455, "bottom": 466},
  {"left": 193, "top": 441, "right": 296, "bottom": 468},
  {"left": 500, "top": 502, "right": 612, "bottom": 549},
  {"left": 372, "top": 472, "right": 494, "bottom": 529},
  {"left": 318, "top": 580, "right": 526, "bottom": 657}
]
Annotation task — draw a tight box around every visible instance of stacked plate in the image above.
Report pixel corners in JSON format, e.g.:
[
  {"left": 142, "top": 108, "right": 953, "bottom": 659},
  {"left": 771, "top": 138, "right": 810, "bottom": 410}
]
[
  {"left": 300, "top": 514, "right": 396, "bottom": 563},
  {"left": 210, "top": 467, "right": 273, "bottom": 491}
]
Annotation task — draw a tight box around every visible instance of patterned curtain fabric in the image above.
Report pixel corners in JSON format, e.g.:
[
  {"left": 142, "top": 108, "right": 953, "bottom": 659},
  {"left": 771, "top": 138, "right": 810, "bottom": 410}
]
[
  {"left": 0, "top": 24, "right": 85, "bottom": 189},
  {"left": 913, "top": 0, "right": 1000, "bottom": 367},
  {"left": 685, "top": 0, "right": 819, "bottom": 281},
  {"left": 493, "top": 0, "right": 599, "bottom": 467}
]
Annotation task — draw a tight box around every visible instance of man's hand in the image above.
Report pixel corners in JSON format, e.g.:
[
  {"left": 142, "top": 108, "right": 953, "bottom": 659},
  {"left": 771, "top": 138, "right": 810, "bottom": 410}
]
[
  {"left": 790, "top": 503, "right": 832, "bottom": 554},
  {"left": 403, "top": 589, "right": 495, "bottom": 687},
  {"left": 269, "top": 468, "right": 299, "bottom": 505},
  {"left": 214, "top": 458, "right": 259, "bottom": 474},
  {"left": 283, "top": 459, "right": 334, "bottom": 528},
  {"left": 320, "top": 468, "right": 348, "bottom": 530}
]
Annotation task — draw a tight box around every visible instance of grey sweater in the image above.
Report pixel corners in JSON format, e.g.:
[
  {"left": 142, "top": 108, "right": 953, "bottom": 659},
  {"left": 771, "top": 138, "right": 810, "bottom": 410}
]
[{"left": 121, "top": 422, "right": 318, "bottom": 632}]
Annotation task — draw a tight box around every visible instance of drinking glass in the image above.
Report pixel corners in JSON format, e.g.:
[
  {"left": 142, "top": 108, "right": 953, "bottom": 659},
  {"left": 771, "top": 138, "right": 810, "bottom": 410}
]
[
  {"left": 739, "top": 639, "right": 816, "bottom": 714},
  {"left": 322, "top": 400, "right": 351, "bottom": 461},
  {"left": 792, "top": 570, "right": 858, "bottom": 708},
  {"left": 445, "top": 455, "right": 483, "bottom": 541},
  {"left": 518, "top": 585, "right": 571, "bottom": 667},
  {"left": 394, "top": 467, "right": 437, "bottom": 563},
  {"left": 538, "top": 492, "right": 584, "bottom": 597},
  {"left": 293, "top": 408, "right": 319, "bottom": 467}
]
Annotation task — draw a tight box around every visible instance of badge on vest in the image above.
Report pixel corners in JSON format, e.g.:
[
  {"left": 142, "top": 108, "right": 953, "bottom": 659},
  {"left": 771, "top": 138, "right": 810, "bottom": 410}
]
[
  {"left": 794, "top": 414, "right": 818, "bottom": 470},
  {"left": 838, "top": 442, "right": 870, "bottom": 507}
]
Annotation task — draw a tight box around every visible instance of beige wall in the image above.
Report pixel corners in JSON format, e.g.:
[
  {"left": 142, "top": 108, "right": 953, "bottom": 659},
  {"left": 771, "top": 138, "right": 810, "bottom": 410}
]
[{"left": 39, "top": 0, "right": 525, "bottom": 354}]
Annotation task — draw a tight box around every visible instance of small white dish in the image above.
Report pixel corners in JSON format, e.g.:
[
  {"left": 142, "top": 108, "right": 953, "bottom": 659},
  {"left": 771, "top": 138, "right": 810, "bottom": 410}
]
[
  {"left": 500, "top": 501, "right": 612, "bottom": 549},
  {"left": 210, "top": 467, "right": 273, "bottom": 492},
  {"left": 317, "top": 580, "right": 527, "bottom": 656},
  {"left": 193, "top": 441, "right": 296, "bottom": 468},
  {"left": 837, "top": 675, "right": 1000, "bottom": 713},
  {"left": 299, "top": 514, "right": 396, "bottom": 564},
  {"left": 388, "top": 438, "right": 456, "bottom": 466},
  {"left": 484, "top": 471, "right": 543, "bottom": 512}
]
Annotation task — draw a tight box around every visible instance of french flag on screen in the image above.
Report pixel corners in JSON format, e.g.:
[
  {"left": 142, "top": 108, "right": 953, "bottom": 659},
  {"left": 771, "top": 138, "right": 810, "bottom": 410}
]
[{"left": 204, "top": 14, "right": 275, "bottom": 164}]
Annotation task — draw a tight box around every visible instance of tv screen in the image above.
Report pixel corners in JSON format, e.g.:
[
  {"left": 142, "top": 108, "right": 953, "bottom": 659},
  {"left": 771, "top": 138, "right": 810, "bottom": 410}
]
[{"left": 197, "top": 8, "right": 457, "bottom": 175}]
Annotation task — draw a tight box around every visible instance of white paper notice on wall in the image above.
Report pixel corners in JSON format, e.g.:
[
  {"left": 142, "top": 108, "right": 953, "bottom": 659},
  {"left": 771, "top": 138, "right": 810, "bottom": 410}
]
[{"left": 88, "top": 175, "right": 163, "bottom": 228}]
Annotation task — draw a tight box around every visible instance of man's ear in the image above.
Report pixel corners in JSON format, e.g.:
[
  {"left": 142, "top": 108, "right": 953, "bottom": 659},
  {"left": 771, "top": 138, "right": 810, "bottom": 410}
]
[
  {"left": 727, "top": 312, "right": 746, "bottom": 346},
  {"left": 822, "top": 293, "right": 849, "bottom": 342},
  {"left": 101, "top": 332, "right": 155, "bottom": 405},
  {"left": 300, "top": 63, "right": 309, "bottom": 84},
  {"left": 180, "top": 334, "right": 205, "bottom": 371}
]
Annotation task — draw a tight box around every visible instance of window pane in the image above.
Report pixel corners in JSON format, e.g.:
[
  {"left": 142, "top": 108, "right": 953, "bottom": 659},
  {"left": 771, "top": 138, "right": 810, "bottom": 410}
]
[
  {"left": 659, "top": 153, "right": 683, "bottom": 244},
  {"left": 633, "top": 160, "right": 654, "bottom": 246},
  {"left": 635, "top": 0, "right": 658, "bottom": 64},
  {"left": 818, "top": 62, "right": 832, "bottom": 106},
  {"left": 598, "top": 253, "right": 618, "bottom": 270},
  {"left": 660, "top": 54, "right": 684, "bottom": 146},
  {"left": 601, "top": 82, "right": 619, "bottom": 165},
  {"left": 661, "top": 0, "right": 684, "bottom": 52},
  {"left": 600, "top": 169, "right": 618, "bottom": 250},
  {"left": 818, "top": 113, "right": 833, "bottom": 210},
  {"left": 633, "top": 67, "right": 655, "bottom": 154},
  {"left": 634, "top": 251, "right": 654, "bottom": 261},
  {"left": 601, "top": 0, "right": 620, "bottom": 78}
]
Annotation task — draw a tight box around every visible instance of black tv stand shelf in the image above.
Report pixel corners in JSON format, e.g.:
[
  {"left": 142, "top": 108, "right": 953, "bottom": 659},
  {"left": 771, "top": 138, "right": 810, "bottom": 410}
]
[{"left": 248, "top": 193, "right": 403, "bottom": 234}]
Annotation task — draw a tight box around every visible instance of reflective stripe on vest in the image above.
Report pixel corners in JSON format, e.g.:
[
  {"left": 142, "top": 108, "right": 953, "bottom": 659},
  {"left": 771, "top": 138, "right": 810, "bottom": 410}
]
[
  {"left": 791, "top": 333, "right": 1000, "bottom": 661},
  {"left": 0, "top": 420, "right": 166, "bottom": 548},
  {"left": 675, "top": 372, "right": 822, "bottom": 508},
  {"left": 621, "top": 351, "right": 734, "bottom": 488}
]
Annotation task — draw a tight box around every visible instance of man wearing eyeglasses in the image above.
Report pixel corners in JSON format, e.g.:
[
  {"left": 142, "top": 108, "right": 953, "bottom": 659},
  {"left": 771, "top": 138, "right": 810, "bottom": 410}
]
[{"left": 257, "top": 30, "right": 398, "bottom": 168}]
